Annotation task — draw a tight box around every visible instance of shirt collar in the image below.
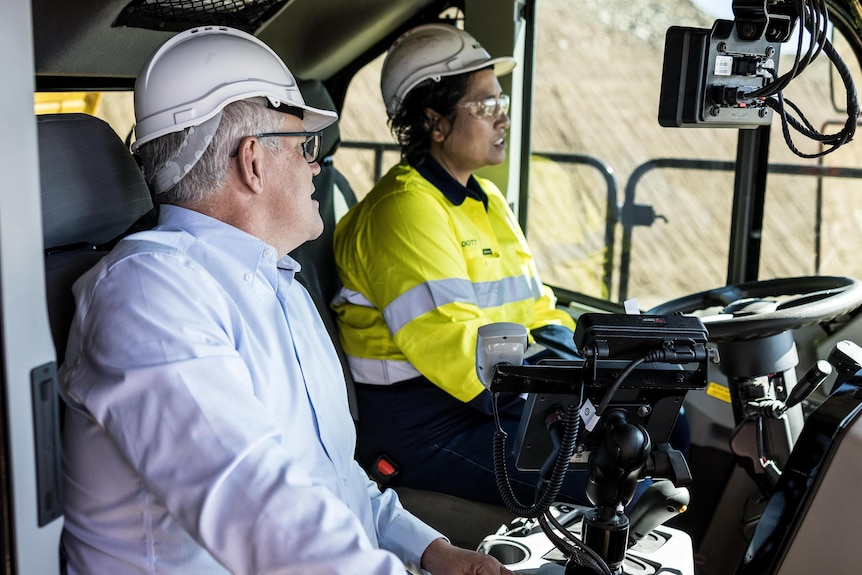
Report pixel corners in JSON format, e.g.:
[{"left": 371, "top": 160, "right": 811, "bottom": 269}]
[
  {"left": 407, "top": 150, "right": 489, "bottom": 211},
  {"left": 157, "top": 204, "right": 298, "bottom": 288}
]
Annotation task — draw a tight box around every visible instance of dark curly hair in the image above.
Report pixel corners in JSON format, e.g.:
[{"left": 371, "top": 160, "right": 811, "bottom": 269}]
[{"left": 389, "top": 71, "right": 474, "bottom": 157}]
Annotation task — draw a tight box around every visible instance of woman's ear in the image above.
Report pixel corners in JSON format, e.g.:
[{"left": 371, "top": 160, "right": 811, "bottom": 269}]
[{"left": 424, "top": 108, "right": 449, "bottom": 143}]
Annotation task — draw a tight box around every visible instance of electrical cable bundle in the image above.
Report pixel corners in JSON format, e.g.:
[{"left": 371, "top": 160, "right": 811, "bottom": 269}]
[
  {"left": 745, "top": 0, "right": 858, "bottom": 157},
  {"left": 538, "top": 512, "right": 613, "bottom": 575}
]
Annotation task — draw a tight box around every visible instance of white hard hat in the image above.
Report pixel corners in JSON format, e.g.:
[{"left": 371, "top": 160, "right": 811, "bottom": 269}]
[
  {"left": 132, "top": 26, "right": 337, "bottom": 151},
  {"left": 381, "top": 23, "right": 516, "bottom": 117}
]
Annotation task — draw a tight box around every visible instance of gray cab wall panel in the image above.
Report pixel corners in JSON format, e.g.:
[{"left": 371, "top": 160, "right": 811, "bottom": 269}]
[{"left": 1, "top": 1, "right": 65, "bottom": 574}]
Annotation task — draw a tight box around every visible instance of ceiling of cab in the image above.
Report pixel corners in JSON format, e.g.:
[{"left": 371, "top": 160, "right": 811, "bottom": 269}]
[{"left": 32, "top": 0, "right": 445, "bottom": 88}]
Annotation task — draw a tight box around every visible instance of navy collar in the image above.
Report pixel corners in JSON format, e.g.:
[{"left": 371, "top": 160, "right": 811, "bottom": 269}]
[{"left": 407, "top": 151, "right": 489, "bottom": 211}]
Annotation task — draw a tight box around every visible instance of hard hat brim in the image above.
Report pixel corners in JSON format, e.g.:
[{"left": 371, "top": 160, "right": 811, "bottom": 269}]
[{"left": 293, "top": 104, "right": 338, "bottom": 133}]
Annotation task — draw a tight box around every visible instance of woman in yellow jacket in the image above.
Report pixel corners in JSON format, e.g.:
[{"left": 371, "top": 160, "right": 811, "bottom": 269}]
[{"left": 333, "top": 24, "right": 589, "bottom": 505}]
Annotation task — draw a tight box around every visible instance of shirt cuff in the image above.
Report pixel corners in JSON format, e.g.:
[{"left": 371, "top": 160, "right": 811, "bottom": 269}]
[{"left": 379, "top": 506, "right": 447, "bottom": 572}]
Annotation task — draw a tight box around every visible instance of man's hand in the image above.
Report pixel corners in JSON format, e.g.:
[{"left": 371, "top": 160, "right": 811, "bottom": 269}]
[{"left": 420, "top": 538, "right": 517, "bottom": 574}]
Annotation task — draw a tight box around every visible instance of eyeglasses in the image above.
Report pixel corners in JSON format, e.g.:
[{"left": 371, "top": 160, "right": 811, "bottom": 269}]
[
  {"left": 256, "top": 131, "right": 323, "bottom": 163},
  {"left": 457, "top": 94, "right": 510, "bottom": 120},
  {"left": 230, "top": 131, "right": 323, "bottom": 163}
]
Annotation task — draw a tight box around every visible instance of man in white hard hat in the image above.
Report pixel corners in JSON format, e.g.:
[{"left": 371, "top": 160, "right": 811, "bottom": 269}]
[{"left": 59, "top": 26, "right": 514, "bottom": 575}]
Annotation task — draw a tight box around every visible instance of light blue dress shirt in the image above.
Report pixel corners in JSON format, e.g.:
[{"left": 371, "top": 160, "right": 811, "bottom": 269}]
[{"left": 59, "top": 205, "right": 442, "bottom": 574}]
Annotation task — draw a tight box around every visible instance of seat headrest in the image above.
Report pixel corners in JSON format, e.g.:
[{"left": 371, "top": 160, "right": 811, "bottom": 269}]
[
  {"left": 297, "top": 79, "right": 340, "bottom": 160},
  {"left": 38, "top": 113, "right": 153, "bottom": 250}
]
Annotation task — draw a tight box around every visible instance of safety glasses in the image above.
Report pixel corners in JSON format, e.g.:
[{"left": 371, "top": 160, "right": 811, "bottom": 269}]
[{"left": 457, "top": 94, "right": 510, "bottom": 121}]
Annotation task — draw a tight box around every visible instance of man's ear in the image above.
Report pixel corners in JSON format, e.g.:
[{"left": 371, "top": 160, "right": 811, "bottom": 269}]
[{"left": 235, "top": 136, "right": 266, "bottom": 194}]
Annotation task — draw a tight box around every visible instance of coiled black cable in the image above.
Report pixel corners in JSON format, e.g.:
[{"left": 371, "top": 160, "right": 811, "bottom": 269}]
[
  {"left": 492, "top": 394, "right": 581, "bottom": 518},
  {"left": 491, "top": 391, "right": 612, "bottom": 574}
]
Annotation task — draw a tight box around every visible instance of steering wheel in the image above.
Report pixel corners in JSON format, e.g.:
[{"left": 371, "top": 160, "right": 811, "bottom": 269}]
[{"left": 645, "top": 276, "right": 862, "bottom": 342}]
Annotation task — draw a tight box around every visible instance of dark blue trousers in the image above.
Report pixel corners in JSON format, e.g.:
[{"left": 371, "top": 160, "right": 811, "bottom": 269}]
[{"left": 355, "top": 377, "right": 595, "bottom": 506}]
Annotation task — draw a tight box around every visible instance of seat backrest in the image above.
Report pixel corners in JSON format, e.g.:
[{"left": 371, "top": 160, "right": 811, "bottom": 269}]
[
  {"left": 288, "top": 80, "right": 359, "bottom": 418},
  {"left": 39, "top": 113, "right": 154, "bottom": 361},
  {"left": 289, "top": 80, "right": 357, "bottom": 305}
]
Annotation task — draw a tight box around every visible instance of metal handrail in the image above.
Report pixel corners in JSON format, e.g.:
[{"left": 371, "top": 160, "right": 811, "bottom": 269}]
[
  {"left": 340, "top": 140, "right": 400, "bottom": 183},
  {"left": 620, "top": 158, "right": 862, "bottom": 301},
  {"left": 533, "top": 152, "right": 619, "bottom": 295}
]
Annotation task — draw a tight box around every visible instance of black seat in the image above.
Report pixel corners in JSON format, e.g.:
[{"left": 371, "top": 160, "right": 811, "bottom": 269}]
[
  {"left": 39, "top": 113, "right": 155, "bottom": 360},
  {"left": 38, "top": 113, "right": 155, "bottom": 558}
]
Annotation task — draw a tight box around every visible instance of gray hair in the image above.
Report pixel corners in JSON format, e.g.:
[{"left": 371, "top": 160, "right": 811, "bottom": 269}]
[{"left": 138, "top": 99, "right": 284, "bottom": 206}]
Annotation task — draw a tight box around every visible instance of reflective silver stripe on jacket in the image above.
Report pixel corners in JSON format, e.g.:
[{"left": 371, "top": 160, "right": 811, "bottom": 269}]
[
  {"left": 332, "top": 287, "right": 374, "bottom": 307},
  {"left": 347, "top": 356, "right": 421, "bottom": 385},
  {"left": 383, "top": 276, "right": 536, "bottom": 335},
  {"left": 332, "top": 288, "right": 422, "bottom": 385},
  {"left": 334, "top": 273, "right": 538, "bottom": 387}
]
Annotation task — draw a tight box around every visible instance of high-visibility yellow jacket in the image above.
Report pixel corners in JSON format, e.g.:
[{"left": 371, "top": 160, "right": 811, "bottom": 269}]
[{"left": 332, "top": 157, "right": 575, "bottom": 404}]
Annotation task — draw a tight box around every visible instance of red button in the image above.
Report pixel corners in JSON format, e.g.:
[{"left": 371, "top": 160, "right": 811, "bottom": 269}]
[{"left": 376, "top": 458, "right": 397, "bottom": 476}]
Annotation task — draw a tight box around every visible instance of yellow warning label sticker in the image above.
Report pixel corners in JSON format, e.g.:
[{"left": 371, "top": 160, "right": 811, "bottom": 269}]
[{"left": 706, "top": 382, "right": 732, "bottom": 403}]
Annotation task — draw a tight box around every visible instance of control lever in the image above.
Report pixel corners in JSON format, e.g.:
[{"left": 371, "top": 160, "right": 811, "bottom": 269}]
[
  {"left": 746, "top": 360, "right": 832, "bottom": 419},
  {"left": 736, "top": 359, "right": 833, "bottom": 487},
  {"left": 782, "top": 360, "right": 831, "bottom": 412},
  {"left": 627, "top": 480, "right": 690, "bottom": 547}
]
